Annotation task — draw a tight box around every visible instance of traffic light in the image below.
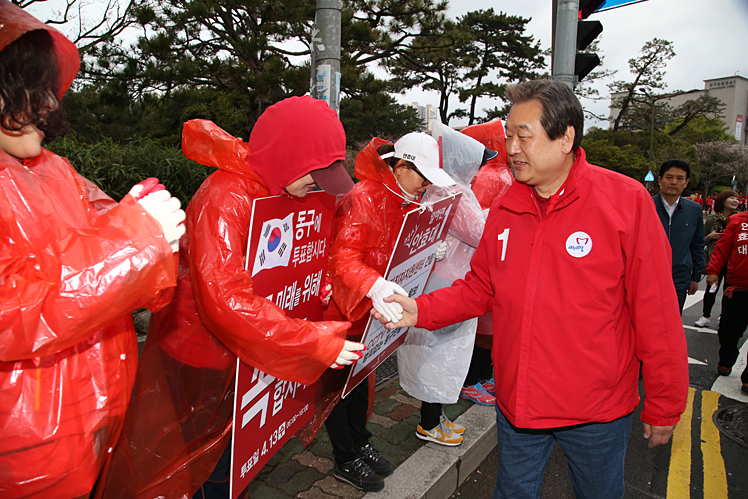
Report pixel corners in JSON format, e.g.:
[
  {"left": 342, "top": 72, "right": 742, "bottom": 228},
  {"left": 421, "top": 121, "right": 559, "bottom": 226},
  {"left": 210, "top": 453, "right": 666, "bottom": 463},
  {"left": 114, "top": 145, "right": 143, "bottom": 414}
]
[{"left": 575, "top": 0, "right": 604, "bottom": 81}]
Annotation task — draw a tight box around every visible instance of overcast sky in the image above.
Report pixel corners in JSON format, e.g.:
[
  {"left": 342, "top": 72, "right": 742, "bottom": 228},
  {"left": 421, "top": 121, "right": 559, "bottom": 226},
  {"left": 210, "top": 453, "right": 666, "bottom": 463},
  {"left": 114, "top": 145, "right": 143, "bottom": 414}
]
[
  {"left": 28, "top": 0, "right": 748, "bottom": 130},
  {"left": 402, "top": 0, "right": 748, "bottom": 129}
]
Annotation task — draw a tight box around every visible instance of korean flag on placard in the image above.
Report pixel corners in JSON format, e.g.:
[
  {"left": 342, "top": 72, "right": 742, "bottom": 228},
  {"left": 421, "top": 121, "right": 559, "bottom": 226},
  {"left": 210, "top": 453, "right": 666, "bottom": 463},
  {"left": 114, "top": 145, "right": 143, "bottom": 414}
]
[{"left": 251, "top": 214, "right": 294, "bottom": 276}]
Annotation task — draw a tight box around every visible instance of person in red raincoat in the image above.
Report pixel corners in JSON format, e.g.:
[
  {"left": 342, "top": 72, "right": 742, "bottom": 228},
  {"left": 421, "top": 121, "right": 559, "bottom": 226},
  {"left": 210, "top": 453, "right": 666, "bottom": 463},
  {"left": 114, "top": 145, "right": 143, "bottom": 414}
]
[
  {"left": 321, "top": 132, "right": 455, "bottom": 492},
  {"left": 0, "top": 2, "right": 185, "bottom": 497},
  {"left": 100, "top": 96, "right": 364, "bottom": 499}
]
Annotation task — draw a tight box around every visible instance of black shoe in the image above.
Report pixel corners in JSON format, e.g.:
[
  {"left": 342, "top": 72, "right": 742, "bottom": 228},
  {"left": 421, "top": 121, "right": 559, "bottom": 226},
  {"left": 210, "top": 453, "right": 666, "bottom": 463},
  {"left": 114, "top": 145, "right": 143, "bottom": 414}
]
[
  {"left": 717, "top": 364, "right": 732, "bottom": 376},
  {"left": 333, "top": 457, "right": 384, "bottom": 492},
  {"left": 357, "top": 442, "right": 395, "bottom": 476}
]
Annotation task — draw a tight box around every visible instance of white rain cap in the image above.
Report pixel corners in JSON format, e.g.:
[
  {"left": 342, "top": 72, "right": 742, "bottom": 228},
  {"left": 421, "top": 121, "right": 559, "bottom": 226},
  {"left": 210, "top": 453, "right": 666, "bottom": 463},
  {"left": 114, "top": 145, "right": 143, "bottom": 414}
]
[{"left": 388, "top": 132, "right": 455, "bottom": 188}]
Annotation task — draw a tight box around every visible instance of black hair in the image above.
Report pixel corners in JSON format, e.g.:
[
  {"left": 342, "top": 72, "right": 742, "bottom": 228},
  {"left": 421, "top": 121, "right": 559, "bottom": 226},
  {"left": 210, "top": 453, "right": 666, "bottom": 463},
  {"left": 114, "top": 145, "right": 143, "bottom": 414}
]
[
  {"left": 376, "top": 142, "right": 415, "bottom": 172},
  {"left": 658, "top": 159, "right": 691, "bottom": 180},
  {"left": 0, "top": 30, "right": 68, "bottom": 138},
  {"left": 505, "top": 79, "right": 584, "bottom": 152}
]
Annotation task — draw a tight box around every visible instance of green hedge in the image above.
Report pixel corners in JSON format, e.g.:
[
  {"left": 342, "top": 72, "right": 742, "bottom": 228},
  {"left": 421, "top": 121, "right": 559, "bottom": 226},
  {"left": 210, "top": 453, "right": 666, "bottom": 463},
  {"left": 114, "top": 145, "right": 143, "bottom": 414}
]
[{"left": 47, "top": 136, "right": 213, "bottom": 204}]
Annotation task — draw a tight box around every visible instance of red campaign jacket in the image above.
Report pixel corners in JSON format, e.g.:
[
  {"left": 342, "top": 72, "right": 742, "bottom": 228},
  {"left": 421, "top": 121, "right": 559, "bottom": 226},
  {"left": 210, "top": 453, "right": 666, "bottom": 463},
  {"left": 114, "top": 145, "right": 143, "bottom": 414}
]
[
  {"left": 101, "top": 113, "right": 348, "bottom": 499},
  {"left": 323, "top": 137, "right": 420, "bottom": 335},
  {"left": 705, "top": 211, "right": 748, "bottom": 287},
  {"left": 416, "top": 149, "right": 689, "bottom": 429},
  {"left": 0, "top": 4, "right": 177, "bottom": 498}
]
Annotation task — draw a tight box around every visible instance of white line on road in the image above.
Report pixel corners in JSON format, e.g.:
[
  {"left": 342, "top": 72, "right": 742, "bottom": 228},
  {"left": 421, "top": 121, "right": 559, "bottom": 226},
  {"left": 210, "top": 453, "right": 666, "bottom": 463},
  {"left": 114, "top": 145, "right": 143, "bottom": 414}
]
[{"left": 710, "top": 338, "right": 748, "bottom": 402}]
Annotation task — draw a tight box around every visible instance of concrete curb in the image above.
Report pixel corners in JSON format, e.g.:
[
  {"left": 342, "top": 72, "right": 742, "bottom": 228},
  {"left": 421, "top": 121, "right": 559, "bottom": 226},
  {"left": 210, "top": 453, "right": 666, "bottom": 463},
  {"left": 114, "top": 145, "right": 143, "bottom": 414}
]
[{"left": 365, "top": 404, "right": 497, "bottom": 499}]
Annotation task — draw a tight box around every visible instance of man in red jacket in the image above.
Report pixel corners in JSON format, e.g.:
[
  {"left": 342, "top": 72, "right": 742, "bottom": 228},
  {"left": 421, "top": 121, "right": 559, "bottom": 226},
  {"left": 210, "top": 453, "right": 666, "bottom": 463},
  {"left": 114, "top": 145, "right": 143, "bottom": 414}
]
[
  {"left": 375, "top": 79, "right": 688, "bottom": 499},
  {"left": 705, "top": 211, "right": 748, "bottom": 393}
]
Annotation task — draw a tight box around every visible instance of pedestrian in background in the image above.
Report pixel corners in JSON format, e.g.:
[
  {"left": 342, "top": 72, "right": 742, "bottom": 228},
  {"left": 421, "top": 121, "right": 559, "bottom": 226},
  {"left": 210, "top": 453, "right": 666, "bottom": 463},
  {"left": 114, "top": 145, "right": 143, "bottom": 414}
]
[
  {"left": 653, "top": 159, "right": 705, "bottom": 313},
  {"left": 695, "top": 189, "right": 739, "bottom": 327},
  {"left": 705, "top": 209, "right": 748, "bottom": 394},
  {"left": 374, "top": 79, "right": 688, "bottom": 499}
]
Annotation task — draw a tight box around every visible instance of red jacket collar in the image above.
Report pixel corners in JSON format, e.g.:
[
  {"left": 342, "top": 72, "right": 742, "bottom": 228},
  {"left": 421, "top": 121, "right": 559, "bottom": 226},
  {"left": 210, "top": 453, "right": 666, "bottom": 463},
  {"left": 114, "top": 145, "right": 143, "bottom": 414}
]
[{"left": 502, "top": 148, "right": 588, "bottom": 216}]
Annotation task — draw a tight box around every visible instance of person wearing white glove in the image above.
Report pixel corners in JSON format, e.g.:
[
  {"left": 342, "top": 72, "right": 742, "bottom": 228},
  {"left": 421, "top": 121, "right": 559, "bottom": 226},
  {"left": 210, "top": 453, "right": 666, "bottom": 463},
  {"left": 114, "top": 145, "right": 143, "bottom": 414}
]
[
  {"left": 331, "top": 340, "right": 366, "bottom": 369},
  {"left": 128, "top": 184, "right": 186, "bottom": 253},
  {"left": 434, "top": 240, "right": 448, "bottom": 261},
  {"left": 366, "top": 277, "right": 408, "bottom": 323}
]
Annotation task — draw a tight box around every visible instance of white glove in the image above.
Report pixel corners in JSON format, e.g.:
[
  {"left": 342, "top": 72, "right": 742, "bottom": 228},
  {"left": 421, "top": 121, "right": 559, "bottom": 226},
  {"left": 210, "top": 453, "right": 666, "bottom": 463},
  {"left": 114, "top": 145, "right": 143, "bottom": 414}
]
[
  {"left": 366, "top": 277, "right": 407, "bottom": 323},
  {"left": 434, "top": 240, "right": 448, "bottom": 261},
  {"left": 134, "top": 189, "right": 186, "bottom": 253},
  {"left": 331, "top": 340, "right": 365, "bottom": 369}
]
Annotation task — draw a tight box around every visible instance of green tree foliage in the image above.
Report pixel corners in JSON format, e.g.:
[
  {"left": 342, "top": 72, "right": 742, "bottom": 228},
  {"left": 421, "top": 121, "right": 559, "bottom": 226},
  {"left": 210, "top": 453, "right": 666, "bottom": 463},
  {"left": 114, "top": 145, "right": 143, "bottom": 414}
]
[
  {"left": 582, "top": 127, "right": 698, "bottom": 187},
  {"left": 47, "top": 135, "right": 213, "bottom": 203},
  {"left": 456, "top": 9, "right": 544, "bottom": 125},
  {"left": 385, "top": 9, "right": 544, "bottom": 125},
  {"left": 60, "top": 0, "right": 449, "bottom": 146},
  {"left": 665, "top": 115, "right": 735, "bottom": 145},
  {"left": 582, "top": 128, "right": 650, "bottom": 180},
  {"left": 340, "top": 86, "right": 422, "bottom": 145},
  {"left": 667, "top": 95, "right": 727, "bottom": 137}
]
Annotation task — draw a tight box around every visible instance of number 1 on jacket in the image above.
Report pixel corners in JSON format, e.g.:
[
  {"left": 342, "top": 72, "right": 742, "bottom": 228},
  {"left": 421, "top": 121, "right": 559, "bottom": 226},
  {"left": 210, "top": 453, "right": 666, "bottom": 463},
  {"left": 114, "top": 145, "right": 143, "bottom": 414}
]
[{"left": 498, "top": 228, "right": 509, "bottom": 262}]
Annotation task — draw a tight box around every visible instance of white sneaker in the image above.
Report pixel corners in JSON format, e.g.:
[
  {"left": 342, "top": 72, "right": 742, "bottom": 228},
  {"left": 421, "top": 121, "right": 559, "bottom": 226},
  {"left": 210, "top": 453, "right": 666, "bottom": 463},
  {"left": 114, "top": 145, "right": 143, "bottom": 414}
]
[{"left": 694, "top": 316, "right": 710, "bottom": 327}]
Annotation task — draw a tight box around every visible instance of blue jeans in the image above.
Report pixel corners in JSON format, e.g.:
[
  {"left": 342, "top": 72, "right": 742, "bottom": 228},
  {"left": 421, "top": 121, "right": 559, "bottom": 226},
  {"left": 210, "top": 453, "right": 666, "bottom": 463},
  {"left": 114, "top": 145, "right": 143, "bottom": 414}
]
[{"left": 493, "top": 407, "right": 633, "bottom": 499}]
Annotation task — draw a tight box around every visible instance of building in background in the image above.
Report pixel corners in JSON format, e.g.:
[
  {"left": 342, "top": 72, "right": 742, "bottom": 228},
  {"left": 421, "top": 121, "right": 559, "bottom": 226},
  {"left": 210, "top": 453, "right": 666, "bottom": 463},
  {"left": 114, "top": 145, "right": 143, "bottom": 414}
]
[
  {"left": 608, "top": 75, "right": 748, "bottom": 145},
  {"left": 409, "top": 102, "right": 439, "bottom": 131}
]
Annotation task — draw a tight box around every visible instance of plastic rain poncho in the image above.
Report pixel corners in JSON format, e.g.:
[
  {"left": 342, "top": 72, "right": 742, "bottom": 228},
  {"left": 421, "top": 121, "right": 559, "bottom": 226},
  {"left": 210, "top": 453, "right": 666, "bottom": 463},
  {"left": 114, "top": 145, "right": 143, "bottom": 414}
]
[
  {"left": 461, "top": 120, "right": 513, "bottom": 345},
  {"left": 0, "top": 2, "right": 178, "bottom": 497},
  {"left": 99, "top": 100, "right": 349, "bottom": 499},
  {"left": 396, "top": 121, "right": 488, "bottom": 403},
  {"left": 295, "top": 137, "right": 422, "bottom": 442}
]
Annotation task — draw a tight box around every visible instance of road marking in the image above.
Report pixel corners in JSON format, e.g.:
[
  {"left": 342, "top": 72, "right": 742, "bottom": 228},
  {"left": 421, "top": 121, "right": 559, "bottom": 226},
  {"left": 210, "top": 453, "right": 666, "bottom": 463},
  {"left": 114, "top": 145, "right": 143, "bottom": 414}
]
[
  {"left": 688, "top": 357, "right": 707, "bottom": 365},
  {"left": 711, "top": 338, "right": 748, "bottom": 402},
  {"left": 700, "top": 390, "right": 728, "bottom": 498},
  {"left": 684, "top": 289, "right": 705, "bottom": 310},
  {"left": 667, "top": 387, "right": 695, "bottom": 498},
  {"left": 684, "top": 325, "right": 718, "bottom": 334}
]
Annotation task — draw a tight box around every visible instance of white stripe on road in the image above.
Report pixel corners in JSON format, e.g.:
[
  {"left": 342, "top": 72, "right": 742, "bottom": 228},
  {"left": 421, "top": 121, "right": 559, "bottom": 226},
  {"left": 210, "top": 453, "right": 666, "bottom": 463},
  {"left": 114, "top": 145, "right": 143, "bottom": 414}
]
[
  {"left": 710, "top": 337, "right": 748, "bottom": 402},
  {"left": 683, "top": 289, "right": 705, "bottom": 311}
]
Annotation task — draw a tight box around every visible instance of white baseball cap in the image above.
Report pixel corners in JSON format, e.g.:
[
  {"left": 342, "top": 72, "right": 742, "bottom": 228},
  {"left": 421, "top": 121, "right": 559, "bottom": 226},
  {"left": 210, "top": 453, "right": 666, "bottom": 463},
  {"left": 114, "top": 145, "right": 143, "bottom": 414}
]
[{"left": 385, "top": 132, "right": 455, "bottom": 188}]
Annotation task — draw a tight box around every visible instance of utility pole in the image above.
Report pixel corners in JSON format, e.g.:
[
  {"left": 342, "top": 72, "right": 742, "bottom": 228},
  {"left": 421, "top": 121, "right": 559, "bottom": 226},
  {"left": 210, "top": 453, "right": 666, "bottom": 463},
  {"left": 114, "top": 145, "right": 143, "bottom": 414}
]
[
  {"left": 310, "top": 0, "right": 342, "bottom": 112},
  {"left": 552, "top": 0, "right": 580, "bottom": 90}
]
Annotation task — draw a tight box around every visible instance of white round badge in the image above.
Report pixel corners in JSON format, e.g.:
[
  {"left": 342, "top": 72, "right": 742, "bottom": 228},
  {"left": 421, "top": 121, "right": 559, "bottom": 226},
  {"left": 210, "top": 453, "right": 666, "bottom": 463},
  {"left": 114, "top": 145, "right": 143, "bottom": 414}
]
[{"left": 565, "top": 231, "right": 592, "bottom": 258}]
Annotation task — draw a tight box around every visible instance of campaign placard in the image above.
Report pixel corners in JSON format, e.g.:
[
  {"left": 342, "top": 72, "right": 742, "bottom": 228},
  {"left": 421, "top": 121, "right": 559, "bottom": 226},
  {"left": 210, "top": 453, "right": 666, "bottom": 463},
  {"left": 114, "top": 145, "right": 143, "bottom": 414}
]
[
  {"left": 230, "top": 191, "right": 335, "bottom": 498},
  {"left": 342, "top": 194, "right": 462, "bottom": 398}
]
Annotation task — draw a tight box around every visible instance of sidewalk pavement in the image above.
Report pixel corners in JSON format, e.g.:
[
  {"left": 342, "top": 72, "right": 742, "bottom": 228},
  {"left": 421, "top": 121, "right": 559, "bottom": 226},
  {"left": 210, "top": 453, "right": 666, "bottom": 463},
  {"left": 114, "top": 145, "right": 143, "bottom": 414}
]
[
  {"left": 134, "top": 312, "right": 498, "bottom": 499},
  {"left": 238, "top": 375, "right": 498, "bottom": 499}
]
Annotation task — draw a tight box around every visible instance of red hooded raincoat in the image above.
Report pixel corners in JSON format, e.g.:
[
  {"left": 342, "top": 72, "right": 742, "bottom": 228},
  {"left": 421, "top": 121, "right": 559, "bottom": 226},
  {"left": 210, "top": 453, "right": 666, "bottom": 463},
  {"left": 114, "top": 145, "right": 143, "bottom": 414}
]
[{"left": 101, "top": 98, "right": 349, "bottom": 499}]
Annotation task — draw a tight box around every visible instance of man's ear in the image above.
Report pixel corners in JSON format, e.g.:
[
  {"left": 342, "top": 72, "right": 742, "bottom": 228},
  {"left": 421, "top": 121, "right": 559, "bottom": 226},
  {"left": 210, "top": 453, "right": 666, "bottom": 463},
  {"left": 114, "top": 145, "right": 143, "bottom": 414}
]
[{"left": 561, "top": 125, "right": 575, "bottom": 154}]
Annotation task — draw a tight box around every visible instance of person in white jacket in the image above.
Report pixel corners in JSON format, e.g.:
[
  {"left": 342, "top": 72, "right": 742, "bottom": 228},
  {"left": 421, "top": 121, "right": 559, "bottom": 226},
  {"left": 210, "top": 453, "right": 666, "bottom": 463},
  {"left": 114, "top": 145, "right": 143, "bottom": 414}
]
[{"left": 396, "top": 120, "right": 497, "bottom": 445}]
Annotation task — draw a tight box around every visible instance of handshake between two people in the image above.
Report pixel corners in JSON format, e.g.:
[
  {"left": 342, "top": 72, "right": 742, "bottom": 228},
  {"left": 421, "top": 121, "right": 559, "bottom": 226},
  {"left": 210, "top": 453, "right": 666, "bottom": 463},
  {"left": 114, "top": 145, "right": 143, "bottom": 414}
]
[
  {"left": 367, "top": 277, "right": 419, "bottom": 330},
  {"left": 368, "top": 240, "right": 443, "bottom": 326}
]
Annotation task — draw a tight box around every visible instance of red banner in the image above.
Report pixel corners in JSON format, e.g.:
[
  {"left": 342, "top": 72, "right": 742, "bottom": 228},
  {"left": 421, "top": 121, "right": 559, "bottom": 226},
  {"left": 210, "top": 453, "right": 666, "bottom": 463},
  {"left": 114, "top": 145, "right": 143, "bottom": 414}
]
[
  {"left": 230, "top": 192, "right": 335, "bottom": 498},
  {"left": 342, "top": 194, "right": 462, "bottom": 397}
]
